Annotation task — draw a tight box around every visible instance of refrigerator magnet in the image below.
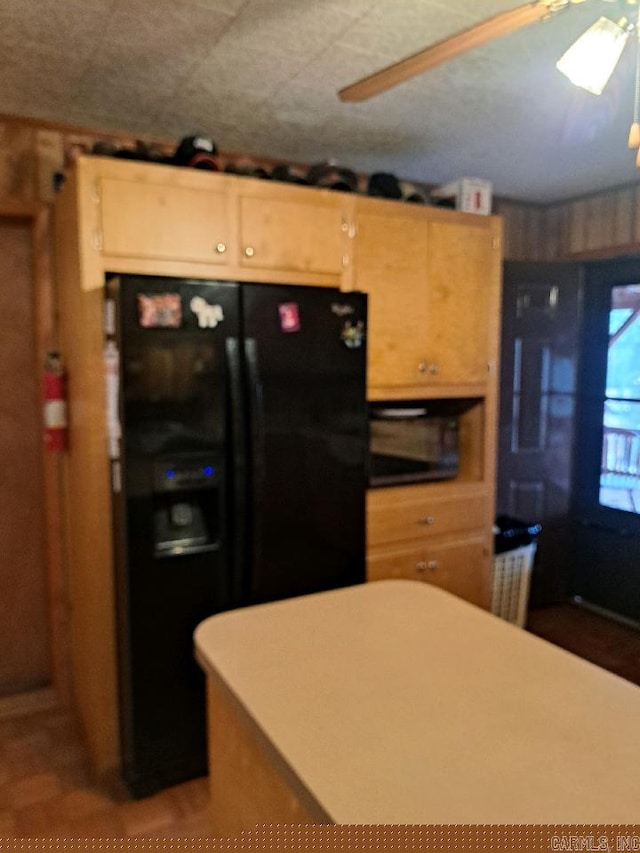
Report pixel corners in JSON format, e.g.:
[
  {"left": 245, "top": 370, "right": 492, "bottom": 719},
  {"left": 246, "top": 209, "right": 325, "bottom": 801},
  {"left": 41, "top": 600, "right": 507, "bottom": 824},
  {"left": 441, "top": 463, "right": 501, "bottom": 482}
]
[
  {"left": 331, "top": 302, "right": 355, "bottom": 317},
  {"left": 190, "top": 297, "right": 224, "bottom": 328},
  {"left": 278, "top": 302, "right": 301, "bottom": 333},
  {"left": 341, "top": 319, "right": 365, "bottom": 349},
  {"left": 137, "top": 293, "right": 182, "bottom": 328}
]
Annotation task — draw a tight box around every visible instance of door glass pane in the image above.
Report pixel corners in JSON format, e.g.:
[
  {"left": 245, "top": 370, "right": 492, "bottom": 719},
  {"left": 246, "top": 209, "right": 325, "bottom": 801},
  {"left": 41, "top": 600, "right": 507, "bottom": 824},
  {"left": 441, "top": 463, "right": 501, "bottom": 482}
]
[{"left": 599, "top": 284, "right": 640, "bottom": 513}]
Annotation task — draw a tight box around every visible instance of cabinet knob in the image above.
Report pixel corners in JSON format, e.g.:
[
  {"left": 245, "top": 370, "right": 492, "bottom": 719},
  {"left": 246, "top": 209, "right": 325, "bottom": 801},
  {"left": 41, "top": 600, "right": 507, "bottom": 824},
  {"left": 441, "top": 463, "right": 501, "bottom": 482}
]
[
  {"left": 215, "top": 242, "right": 227, "bottom": 254},
  {"left": 340, "top": 219, "right": 357, "bottom": 238},
  {"left": 418, "top": 361, "right": 428, "bottom": 374},
  {"left": 416, "top": 561, "right": 427, "bottom": 572},
  {"left": 427, "top": 560, "right": 439, "bottom": 571},
  {"left": 418, "top": 516, "right": 435, "bottom": 526},
  {"left": 428, "top": 363, "right": 439, "bottom": 375},
  {"left": 243, "top": 246, "right": 255, "bottom": 258}
]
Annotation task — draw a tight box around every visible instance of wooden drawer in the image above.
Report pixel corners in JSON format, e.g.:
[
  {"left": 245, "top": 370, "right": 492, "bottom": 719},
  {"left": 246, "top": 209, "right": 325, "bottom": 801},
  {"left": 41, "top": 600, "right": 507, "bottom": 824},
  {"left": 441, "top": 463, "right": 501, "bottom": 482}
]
[
  {"left": 367, "top": 534, "right": 489, "bottom": 608},
  {"left": 367, "top": 489, "right": 486, "bottom": 547}
]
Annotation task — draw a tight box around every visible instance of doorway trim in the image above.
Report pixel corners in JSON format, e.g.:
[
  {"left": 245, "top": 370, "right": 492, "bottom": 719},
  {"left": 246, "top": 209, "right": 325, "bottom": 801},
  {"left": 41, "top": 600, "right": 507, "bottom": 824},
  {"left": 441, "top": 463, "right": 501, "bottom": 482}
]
[{"left": 0, "top": 197, "right": 70, "bottom": 717}]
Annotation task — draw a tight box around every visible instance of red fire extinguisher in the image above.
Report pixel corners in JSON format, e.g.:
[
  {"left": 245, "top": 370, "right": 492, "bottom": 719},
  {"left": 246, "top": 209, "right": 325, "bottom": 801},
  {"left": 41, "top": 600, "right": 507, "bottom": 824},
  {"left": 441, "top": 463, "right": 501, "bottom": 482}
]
[{"left": 43, "top": 352, "right": 68, "bottom": 452}]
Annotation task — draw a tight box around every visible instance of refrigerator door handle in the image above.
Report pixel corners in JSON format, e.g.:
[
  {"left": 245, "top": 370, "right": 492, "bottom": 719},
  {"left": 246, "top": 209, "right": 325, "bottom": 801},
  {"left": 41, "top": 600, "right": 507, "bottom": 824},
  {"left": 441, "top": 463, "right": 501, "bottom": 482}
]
[
  {"left": 244, "top": 337, "right": 266, "bottom": 485},
  {"left": 244, "top": 337, "right": 265, "bottom": 581},
  {"left": 225, "top": 337, "right": 248, "bottom": 605}
]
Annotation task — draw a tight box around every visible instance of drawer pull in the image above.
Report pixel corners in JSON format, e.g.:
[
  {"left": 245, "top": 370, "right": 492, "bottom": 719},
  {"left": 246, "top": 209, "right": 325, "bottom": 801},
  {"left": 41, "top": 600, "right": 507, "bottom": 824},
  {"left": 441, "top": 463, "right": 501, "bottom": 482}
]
[
  {"left": 243, "top": 245, "right": 255, "bottom": 258},
  {"left": 215, "top": 242, "right": 227, "bottom": 254},
  {"left": 418, "top": 516, "right": 435, "bottom": 526},
  {"left": 416, "top": 561, "right": 427, "bottom": 572},
  {"left": 427, "top": 560, "right": 439, "bottom": 570}
]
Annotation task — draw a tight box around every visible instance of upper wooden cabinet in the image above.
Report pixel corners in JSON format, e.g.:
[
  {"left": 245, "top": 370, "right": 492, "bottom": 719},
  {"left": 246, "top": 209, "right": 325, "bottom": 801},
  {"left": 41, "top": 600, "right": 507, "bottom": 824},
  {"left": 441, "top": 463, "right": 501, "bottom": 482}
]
[
  {"left": 236, "top": 179, "right": 347, "bottom": 276},
  {"left": 351, "top": 201, "right": 431, "bottom": 390},
  {"left": 71, "top": 156, "right": 349, "bottom": 290},
  {"left": 100, "top": 173, "right": 233, "bottom": 265},
  {"left": 425, "top": 218, "right": 501, "bottom": 387},
  {"left": 350, "top": 196, "right": 502, "bottom": 398}
]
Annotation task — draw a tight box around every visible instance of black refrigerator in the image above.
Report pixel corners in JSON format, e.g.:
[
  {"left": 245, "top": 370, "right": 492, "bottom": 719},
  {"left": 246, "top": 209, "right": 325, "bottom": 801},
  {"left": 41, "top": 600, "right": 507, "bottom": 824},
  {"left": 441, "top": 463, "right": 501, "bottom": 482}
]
[{"left": 105, "top": 274, "right": 367, "bottom": 796}]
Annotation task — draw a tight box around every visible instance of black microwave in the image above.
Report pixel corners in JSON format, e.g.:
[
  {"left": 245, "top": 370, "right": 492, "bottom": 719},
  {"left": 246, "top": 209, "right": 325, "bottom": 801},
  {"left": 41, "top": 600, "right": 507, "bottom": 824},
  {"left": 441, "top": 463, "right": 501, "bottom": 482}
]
[{"left": 368, "top": 399, "right": 475, "bottom": 487}]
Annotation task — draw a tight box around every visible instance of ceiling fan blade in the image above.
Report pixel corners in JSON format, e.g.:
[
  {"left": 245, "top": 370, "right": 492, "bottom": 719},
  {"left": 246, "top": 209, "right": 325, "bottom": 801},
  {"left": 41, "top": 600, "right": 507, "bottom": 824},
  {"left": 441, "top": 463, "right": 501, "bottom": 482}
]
[{"left": 338, "top": 1, "right": 552, "bottom": 102}]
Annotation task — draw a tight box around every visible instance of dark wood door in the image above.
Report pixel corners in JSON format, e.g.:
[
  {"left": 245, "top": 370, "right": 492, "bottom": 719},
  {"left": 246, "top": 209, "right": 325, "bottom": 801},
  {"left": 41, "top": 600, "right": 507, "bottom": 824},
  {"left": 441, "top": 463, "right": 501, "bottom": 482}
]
[
  {"left": 498, "top": 261, "right": 583, "bottom": 606},
  {"left": 0, "top": 218, "right": 50, "bottom": 695}
]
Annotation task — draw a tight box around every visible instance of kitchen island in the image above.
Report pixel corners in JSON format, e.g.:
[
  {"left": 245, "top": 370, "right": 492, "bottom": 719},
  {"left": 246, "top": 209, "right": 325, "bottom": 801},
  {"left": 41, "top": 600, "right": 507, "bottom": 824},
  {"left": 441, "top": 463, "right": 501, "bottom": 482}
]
[{"left": 194, "top": 580, "right": 640, "bottom": 834}]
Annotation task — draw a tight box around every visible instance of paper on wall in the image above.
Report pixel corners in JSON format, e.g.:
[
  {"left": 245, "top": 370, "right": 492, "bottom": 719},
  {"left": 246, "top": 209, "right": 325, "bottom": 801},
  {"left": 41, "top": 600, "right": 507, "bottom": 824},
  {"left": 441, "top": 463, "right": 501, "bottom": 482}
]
[{"left": 104, "top": 340, "right": 121, "bottom": 460}]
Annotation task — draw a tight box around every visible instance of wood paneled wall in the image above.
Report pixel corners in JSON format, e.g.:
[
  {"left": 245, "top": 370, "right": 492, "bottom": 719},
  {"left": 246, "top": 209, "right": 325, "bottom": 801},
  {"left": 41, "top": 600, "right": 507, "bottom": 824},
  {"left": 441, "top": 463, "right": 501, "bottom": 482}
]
[
  {"left": 544, "top": 186, "right": 640, "bottom": 260},
  {"left": 494, "top": 199, "right": 547, "bottom": 261},
  {"left": 0, "top": 218, "right": 49, "bottom": 696},
  {"left": 0, "top": 117, "right": 174, "bottom": 204},
  {"left": 0, "top": 199, "right": 69, "bottom": 719},
  {"left": 496, "top": 184, "right": 640, "bottom": 262}
]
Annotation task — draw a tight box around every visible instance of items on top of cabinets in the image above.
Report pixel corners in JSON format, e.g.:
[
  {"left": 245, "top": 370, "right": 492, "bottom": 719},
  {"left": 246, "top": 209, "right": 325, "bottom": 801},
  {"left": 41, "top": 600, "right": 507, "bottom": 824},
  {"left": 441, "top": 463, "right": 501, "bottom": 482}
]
[{"left": 172, "top": 135, "right": 219, "bottom": 170}]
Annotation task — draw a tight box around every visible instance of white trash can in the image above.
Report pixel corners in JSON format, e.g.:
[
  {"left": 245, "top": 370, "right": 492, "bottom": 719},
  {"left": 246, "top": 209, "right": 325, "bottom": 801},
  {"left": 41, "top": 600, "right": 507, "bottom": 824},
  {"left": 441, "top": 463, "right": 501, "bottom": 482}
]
[{"left": 491, "top": 543, "right": 537, "bottom": 628}]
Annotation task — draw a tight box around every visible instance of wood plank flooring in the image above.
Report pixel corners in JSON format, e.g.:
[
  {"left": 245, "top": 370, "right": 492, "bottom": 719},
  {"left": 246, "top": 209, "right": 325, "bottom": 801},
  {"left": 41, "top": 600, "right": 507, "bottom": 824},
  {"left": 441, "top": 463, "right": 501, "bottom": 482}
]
[
  {"left": 0, "top": 708, "right": 210, "bottom": 838},
  {"left": 527, "top": 602, "right": 640, "bottom": 687}
]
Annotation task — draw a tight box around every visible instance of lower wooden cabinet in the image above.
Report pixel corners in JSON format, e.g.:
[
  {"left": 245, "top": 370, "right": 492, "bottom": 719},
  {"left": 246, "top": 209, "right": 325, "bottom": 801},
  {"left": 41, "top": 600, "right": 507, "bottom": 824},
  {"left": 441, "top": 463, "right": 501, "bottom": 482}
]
[
  {"left": 366, "top": 482, "right": 492, "bottom": 608},
  {"left": 367, "top": 535, "right": 489, "bottom": 608}
]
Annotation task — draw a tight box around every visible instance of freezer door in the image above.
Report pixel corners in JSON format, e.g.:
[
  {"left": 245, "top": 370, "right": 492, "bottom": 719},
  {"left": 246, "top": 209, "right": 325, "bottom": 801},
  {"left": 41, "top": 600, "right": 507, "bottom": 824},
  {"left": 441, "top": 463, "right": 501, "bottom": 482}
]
[
  {"left": 108, "top": 275, "right": 242, "bottom": 795},
  {"left": 241, "top": 284, "right": 367, "bottom": 604},
  {"left": 115, "top": 276, "right": 240, "bottom": 455}
]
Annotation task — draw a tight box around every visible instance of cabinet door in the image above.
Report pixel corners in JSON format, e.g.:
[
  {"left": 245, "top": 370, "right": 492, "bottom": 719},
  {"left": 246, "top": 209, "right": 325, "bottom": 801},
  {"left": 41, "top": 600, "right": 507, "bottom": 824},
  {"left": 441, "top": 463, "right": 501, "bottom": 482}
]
[
  {"left": 426, "top": 219, "right": 500, "bottom": 385},
  {"left": 353, "top": 206, "right": 430, "bottom": 390},
  {"left": 424, "top": 535, "right": 489, "bottom": 608},
  {"left": 238, "top": 182, "right": 345, "bottom": 276},
  {"left": 100, "top": 176, "right": 232, "bottom": 264},
  {"left": 367, "top": 535, "right": 489, "bottom": 608},
  {"left": 367, "top": 541, "right": 427, "bottom": 583}
]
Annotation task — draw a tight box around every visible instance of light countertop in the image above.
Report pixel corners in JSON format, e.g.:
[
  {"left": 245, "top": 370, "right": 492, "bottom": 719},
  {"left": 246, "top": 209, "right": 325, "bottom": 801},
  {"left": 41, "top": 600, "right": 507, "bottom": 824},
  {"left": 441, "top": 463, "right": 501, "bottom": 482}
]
[{"left": 194, "top": 580, "right": 640, "bottom": 824}]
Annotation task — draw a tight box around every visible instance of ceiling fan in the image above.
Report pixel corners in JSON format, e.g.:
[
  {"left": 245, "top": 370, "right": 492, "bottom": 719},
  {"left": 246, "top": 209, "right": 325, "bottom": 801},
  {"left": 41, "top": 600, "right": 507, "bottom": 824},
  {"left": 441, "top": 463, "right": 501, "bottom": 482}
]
[{"left": 337, "top": 0, "right": 639, "bottom": 103}]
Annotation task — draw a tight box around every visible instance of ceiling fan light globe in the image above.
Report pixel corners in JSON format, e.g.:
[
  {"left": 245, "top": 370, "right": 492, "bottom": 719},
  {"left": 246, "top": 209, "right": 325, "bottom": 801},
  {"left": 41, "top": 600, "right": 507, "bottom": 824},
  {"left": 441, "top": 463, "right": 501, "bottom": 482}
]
[{"left": 555, "top": 16, "right": 629, "bottom": 95}]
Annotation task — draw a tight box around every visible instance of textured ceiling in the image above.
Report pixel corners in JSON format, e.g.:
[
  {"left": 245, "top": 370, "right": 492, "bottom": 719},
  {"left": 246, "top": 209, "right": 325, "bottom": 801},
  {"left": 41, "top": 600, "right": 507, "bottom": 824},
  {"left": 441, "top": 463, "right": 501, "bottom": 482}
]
[{"left": 2, "top": 0, "right": 640, "bottom": 203}]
